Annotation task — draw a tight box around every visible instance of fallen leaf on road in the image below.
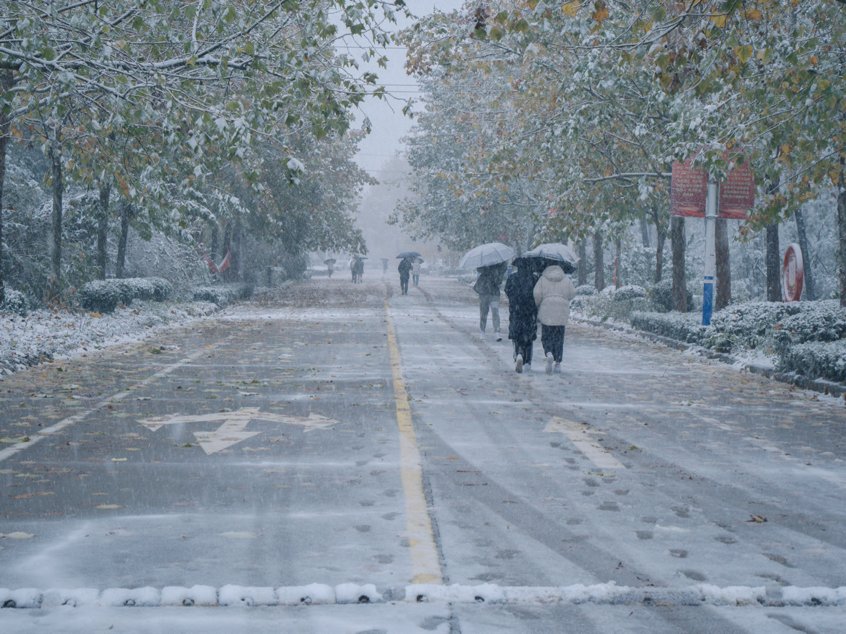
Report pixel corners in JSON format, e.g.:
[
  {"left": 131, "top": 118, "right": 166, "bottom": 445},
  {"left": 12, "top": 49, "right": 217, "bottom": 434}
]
[
  {"left": 748, "top": 514, "right": 767, "bottom": 523},
  {"left": 0, "top": 532, "right": 35, "bottom": 539}
]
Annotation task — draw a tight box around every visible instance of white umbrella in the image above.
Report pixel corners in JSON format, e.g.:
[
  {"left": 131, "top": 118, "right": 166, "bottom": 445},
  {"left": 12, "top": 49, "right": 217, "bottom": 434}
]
[
  {"left": 523, "top": 242, "right": 579, "bottom": 265},
  {"left": 459, "top": 242, "right": 515, "bottom": 269}
]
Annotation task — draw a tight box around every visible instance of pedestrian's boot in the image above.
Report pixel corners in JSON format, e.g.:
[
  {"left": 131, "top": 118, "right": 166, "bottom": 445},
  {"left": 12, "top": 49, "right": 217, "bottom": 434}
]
[
  {"left": 545, "top": 352, "right": 554, "bottom": 374},
  {"left": 553, "top": 362, "right": 561, "bottom": 374},
  {"left": 515, "top": 354, "right": 523, "bottom": 374}
]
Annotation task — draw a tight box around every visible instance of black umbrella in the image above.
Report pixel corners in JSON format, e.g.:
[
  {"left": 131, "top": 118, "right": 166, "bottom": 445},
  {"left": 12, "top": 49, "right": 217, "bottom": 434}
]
[
  {"left": 396, "top": 251, "right": 422, "bottom": 259},
  {"left": 323, "top": 258, "right": 336, "bottom": 265}
]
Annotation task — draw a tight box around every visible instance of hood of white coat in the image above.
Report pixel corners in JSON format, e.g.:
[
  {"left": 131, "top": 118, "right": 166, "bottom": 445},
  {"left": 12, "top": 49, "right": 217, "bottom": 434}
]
[{"left": 541, "top": 265, "right": 566, "bottom": 282}]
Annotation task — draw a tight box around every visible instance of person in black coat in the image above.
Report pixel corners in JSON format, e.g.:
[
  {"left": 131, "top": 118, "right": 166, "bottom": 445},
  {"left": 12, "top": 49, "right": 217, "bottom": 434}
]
[
  {"left": 398, "top": 257, "right": 412, "bottom": 295},
  {"left": 505, "top": 257, "right": 539, "bottom": 373}
]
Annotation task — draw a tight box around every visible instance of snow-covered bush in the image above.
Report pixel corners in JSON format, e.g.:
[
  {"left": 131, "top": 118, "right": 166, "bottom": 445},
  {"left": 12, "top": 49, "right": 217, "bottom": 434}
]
[
  {"left": 648, "top": 278, "right": 693, "bottom": 313},
  {"left": 1, "top": 289, "right": 29, "bottom": 316},
  {"left": 703, "top": 302, "right": 801, "bottom": 353},
  {"left": 78, "top": 277, "right": 174, "bottom": 313},
  {"left": 575, "top": 285, "right": 596, "bottom": 296},
  {"left": 779, "top": 340, "right": 846, "bottom": 384},
  {"left": 571, "top": 292, "right": 650, "bottom": 322},
  {"left": 78, "top": 280, "right": 123, "bottom": 313},
  {"left": 612, "top": 285, "right": 647, "bottom": 302},
  {"left": 630, "top": 311, "right": 707, "bottom": 344},
  {"left": 150, "top": 278, "right": 174, "bottom": 301},
  {"left": 775, "top": 301, "right": 846, "bottom": 345},
  {"left": 192, "top": 283, "right": 252, "bottom": 306}
]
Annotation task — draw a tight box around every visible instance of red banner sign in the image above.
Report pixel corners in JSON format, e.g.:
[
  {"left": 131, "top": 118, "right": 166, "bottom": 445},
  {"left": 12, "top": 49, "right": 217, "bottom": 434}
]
[
  {"left": 670, "top": 159, "right": 707, "bottom": 217},
  {"left": 718, "top": 161, "right": 755, "bottom": 219},
  {"left": 671, "top": 155, "right": 755, "bottom": 219}
]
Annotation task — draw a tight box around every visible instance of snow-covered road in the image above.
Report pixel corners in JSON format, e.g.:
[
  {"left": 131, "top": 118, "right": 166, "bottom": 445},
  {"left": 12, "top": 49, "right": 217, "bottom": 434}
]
[{"left": 1, "top": 277, "right": 844, "bottom": 632}]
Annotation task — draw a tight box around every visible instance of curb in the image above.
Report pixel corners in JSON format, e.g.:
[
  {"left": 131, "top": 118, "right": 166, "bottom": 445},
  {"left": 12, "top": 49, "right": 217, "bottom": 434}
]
[
  {"left": 1, "top": 583, "right": 844, "bottom": 609},
  {"left": 573, "top": 317, "right": 846, "bottom": 400}
]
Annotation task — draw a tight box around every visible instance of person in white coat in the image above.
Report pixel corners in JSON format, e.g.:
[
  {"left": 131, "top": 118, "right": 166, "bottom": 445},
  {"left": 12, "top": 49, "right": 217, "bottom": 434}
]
[{"left": 533, "top": 262, "right": 577, "bottom": 374}]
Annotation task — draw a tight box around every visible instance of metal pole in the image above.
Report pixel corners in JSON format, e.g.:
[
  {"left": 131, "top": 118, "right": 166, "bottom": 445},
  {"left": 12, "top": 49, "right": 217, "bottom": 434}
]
[{"left": 702, "top": 177, "right": 718, "bottom": 325}]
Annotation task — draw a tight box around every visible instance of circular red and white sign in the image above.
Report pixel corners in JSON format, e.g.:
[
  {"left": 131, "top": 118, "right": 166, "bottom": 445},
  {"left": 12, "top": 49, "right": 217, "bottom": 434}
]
[{"left": 781, "top": 243, "right": 804, "bottom": 302}]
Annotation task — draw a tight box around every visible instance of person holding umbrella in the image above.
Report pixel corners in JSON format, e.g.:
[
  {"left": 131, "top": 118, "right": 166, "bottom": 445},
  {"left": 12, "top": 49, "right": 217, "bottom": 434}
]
[
  {"left": 459, "top": 242, "right": 514, "bottom": 341},
  {"left": 324, "top": 258, "right": 336, "bottom": 278},
  {"left": 505, "top": 257, "right": 539, "bottom": 373},
  {"left": 533, "top": 257, "right": 577, "bottom": 374},
  {"left": 398, "top": 257, "right": 412, "bottom": 295},
  {"left": 473, "top": 262, "right": 507, "bottom": 340}
]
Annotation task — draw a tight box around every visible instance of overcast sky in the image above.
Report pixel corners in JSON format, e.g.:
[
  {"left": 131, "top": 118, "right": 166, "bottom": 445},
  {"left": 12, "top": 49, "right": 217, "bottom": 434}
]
[{"left": 340, "top": 1, "right": 466, "bottom": 176}]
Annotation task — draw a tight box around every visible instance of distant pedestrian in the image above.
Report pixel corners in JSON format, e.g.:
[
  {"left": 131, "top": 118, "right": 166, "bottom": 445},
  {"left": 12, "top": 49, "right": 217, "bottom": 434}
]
[
  {"left": 354, "top": 257, "right": 365, "bottom": 283},
  {"left": 505, "top": 258, "right": 539, "bottom": 373},
  {"left": 349, "top": 257, "right": 357, "bottom": 283},
  {"left": 381, "top": 258, "right": 389, "bottom": 277},
  {"left": 412, "top": 258, "right": 422, "bottom": 287},
  {"left": 398, "top": 257, "right": 412, "bottom": 295},
  {"left": 533, "top": 262, "right": 577, "bottom": 374},
  {"left": 473, "top": 262, "right": 507, "bottom": 340}
]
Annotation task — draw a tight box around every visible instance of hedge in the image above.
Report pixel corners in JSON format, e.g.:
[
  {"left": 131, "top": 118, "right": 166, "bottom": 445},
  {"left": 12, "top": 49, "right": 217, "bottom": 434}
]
[
  {"left": 779, "top": 340, "right": 846, "bottom": 384},
  {"left": 629, "top": 311, "right": 708, "bottom": 344},
  {"left": 192, "top": 283, "right": 252, "bottom": 306},
  {"left": 1, "top": 289, "right": 29, "bottom": 316},
  {"left": 78, "top": 277, "right": 173, "bottom": 313}
]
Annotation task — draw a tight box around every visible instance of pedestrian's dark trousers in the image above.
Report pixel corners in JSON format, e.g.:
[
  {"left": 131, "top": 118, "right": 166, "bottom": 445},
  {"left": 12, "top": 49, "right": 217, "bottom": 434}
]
[
  {"left": 400, "top": 274, "right": 409, "bottom": 294},
  {"left": 514, "top": 339, "right": 533, "bottom": 366},
  {"left": 541, "top": 325, "right": 565, "bottom": 363}
]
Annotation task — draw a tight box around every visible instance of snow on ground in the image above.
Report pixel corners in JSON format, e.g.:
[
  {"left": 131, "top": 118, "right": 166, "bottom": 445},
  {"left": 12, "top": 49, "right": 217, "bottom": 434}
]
[{"left": 0, "top": 301, "right": 220, "bottom": 376}]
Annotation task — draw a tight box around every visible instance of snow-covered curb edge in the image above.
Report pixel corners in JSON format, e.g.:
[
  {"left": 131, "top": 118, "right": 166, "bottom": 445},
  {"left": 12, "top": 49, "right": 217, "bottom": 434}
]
[
  {"left": 1, "top": 583, "right": 844, "bottom": 609},
  {"left": 573, "top": 316, "right": 846, "bottom": 400}
]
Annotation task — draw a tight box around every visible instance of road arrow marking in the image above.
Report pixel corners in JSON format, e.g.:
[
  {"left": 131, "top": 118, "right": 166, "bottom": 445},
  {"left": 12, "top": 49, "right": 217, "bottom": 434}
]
[
  {"left": 138, "top": 407, "right": 338, "bottom": 455},
  {"left": 544, "top": 417, "right": 624, "bottom": 470}
]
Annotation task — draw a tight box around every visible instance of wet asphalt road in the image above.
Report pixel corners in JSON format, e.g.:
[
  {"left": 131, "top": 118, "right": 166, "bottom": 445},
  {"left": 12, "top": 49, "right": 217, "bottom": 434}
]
[{"left": 1, "top": 276, "right": 845, "bottom": 633}]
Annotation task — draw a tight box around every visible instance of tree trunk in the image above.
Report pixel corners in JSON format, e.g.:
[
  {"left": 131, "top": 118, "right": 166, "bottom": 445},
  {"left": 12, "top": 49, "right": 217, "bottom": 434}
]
[
  {"left": 794, "top": 209, "right": 815, "bottom": 301},
  {"left": 593, "top": 231, "right": 604, "bottom": 290},
  {"left": 715, "top": 216, "right": 731, "bottom": 310},
  {"left": 614, "top": 237, "right": 621, "bottom": 288},
  {"left": 210, "top": 222, "right": 220, "bottom": 260},
  {"left": 653, "top": 208, "right": 667, "bottom": 283},
  {"left": 116, "top": 201, "right": 131, "bottom": 278},
  {"left": 639, "top": 211, "right": 651, "bottom": 248},
  {"left": 839, "top": 173, "right": 846, "bottom": 307},
  {"left": 577, "top": 238, "right": 587, "bottom": 286},
  {"left": 655, "top": 229, "right": 666, "bottom": 283},
  {"left": 97, "top": 181, "right": 111, "bottom": 280},
  {"left": 766, "top": 223, "right": 781, "bottom": 301},
  {"left": 0, "top": 109, "right": 8, "bottom": 305},
  {"left": 46, "top": 125, "right": 64, "bottom": 302},
  {"left": 671, "top": 215, "right": 687, "bottom": 311},
  {"left": 0, "top": 71, "right": 15, "bottom": 305}
]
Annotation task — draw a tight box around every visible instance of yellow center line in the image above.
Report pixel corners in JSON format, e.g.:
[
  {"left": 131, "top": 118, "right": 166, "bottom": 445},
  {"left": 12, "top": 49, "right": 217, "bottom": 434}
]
[{"left": 384, "top": 301, "right": 443, "bottom": 585}]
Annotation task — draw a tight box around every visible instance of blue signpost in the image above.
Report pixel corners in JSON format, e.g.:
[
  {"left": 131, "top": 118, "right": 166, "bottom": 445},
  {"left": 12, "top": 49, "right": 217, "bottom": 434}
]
[
  {"left": 701, "top": 178, "right": 719, "bottom": 326},
  {"left": 672, "top": 154, "right": 755, "bottom": 326}
]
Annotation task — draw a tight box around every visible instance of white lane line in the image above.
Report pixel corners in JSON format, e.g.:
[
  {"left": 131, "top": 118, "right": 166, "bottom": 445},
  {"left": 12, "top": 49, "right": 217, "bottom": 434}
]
[
  {"left": 0, "top": 347, "right": 211, "bottom": 463},
  {"left": 544, "top": 417, "right": 625, "bottom": 469}
]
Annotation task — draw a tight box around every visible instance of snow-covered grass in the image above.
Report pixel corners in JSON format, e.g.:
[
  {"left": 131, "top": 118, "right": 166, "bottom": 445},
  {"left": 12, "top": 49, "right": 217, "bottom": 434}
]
[{"left": 0, "top": 300, "right": 218, "bottom": 375}]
